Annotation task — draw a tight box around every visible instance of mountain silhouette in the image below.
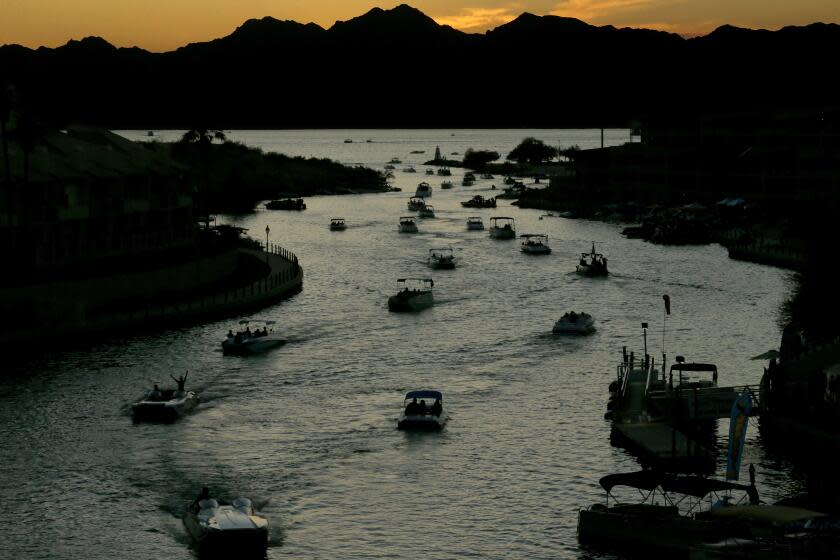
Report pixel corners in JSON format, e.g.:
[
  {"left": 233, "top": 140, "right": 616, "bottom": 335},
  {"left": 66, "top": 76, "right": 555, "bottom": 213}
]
[{"left": 2, "top": 4, "right": 838, "bottom": 127}]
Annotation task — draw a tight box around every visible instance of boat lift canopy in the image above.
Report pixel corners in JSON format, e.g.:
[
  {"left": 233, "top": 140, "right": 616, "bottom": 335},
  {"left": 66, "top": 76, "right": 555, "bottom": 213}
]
[
  {"left": 600, "top": 471, "right": 751, "bottom": 498},
  {"left": 405, "top": 390, "right": 443, "bottom": 401}
]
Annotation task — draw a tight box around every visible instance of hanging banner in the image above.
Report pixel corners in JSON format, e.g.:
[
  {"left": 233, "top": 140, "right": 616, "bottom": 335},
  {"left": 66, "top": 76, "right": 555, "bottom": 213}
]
[{"left": 726, "top": 391, "right": 752, "bottom": 480}]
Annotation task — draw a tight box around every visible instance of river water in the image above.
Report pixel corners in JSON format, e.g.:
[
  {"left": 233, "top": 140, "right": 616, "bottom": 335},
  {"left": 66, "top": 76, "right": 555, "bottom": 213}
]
[{"left": 1, "top": 130, "right": 797, "bottom": 559}]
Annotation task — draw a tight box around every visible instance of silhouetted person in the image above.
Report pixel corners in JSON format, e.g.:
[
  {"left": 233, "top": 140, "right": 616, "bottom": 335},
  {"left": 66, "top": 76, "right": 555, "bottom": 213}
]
[
  {"left": 431, "top": 398, "right": 442, "bottom": 416},
  {"left": 418, "top": 399, "right": 428, "bottom": 415},
  {"left": 191, "top": 487, "right": 210, "bottom": 512},
  {"left": 405, "top": 398, "right": 419, "bottom": 415},
  {"left": 149, "top": 384, "right": 162, "bottom": 400},
  {"left": 170, "top": 372, "right": 188, "bottom": 393}
]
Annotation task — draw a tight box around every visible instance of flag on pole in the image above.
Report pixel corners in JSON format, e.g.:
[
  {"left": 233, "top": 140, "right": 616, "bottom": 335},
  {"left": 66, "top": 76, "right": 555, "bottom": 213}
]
[
  {"left": 663, "top": 295, "right": 671, "bottom": 315},
  {"left": 726, "top": 392, "right": 752, "bottom": 480}
]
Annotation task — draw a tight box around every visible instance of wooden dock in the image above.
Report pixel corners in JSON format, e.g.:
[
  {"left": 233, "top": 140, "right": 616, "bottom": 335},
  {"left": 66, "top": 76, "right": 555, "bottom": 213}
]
[{"left": 611, "top": 422, "right": 715, "bottom": 473}]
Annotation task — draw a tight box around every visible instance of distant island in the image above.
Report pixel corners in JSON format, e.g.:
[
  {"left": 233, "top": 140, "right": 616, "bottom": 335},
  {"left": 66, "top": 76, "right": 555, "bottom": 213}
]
[{"left": 2, "top": 4, "right": 840, "bottom": 128}]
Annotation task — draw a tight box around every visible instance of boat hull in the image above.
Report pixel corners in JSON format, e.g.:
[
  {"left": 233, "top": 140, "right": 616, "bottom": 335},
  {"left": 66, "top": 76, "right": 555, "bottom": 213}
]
[
  {"left": 132, "top": 392, "right": 199, "bottom": 422},
  {"left": 222, "top": 336, "right": 286, "bottom": 356},
  {"left": 553, "top": 317, "right": 596, "bottom": 334},
  {"left": 489, "top": 227, "right": 516, "bottom": 239},
  {"left": 398, "top": 224, "right": 419, "bottom": 233},
  {"left": 398, "top": 414, "right": 447, "bottom": 431},
  {"left": 184, "top": 509, "right": 268, "bottom": 554},
  {"left": 388, "top": 292, "right": 433, "bottom": 312},
  {"left": 576, "top": 265, "right": 609, "bottom": 276},
  {"left": 521, "top": 245, "right": 551, "bottom": 254}
]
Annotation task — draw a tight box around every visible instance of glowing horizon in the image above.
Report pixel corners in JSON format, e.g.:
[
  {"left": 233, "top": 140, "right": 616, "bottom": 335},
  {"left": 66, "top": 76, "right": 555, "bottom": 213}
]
[{"left": 2, "top": 1, "right": 839, "bottom": 52}]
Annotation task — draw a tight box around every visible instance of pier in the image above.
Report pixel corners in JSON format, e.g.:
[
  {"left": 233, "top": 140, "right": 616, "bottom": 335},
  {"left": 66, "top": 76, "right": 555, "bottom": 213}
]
[{"left": 611, "top": 422, "right": 715, "bottom": 473}]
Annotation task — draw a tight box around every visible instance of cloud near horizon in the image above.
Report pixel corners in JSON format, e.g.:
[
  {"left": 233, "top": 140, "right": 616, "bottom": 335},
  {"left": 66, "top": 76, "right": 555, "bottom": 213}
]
[{"left": 433, "top": 6, "right": 521, "bottom": 32}]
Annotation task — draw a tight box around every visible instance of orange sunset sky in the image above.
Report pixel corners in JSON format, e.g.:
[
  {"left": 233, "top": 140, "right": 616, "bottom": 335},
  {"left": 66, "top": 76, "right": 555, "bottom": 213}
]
[{"left": 3, "top": 0, "right": 839, "bottom": 52}]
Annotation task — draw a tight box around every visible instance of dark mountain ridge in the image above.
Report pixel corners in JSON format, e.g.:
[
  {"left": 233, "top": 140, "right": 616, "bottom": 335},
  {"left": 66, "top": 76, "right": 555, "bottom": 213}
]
[{"left": 2, "top": 4, "right": 838, "bottom": 127}]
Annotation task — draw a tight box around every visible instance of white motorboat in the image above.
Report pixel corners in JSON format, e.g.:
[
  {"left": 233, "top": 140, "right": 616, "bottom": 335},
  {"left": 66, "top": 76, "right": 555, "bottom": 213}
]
[
  {"left": 183, "top": 496, "right": 268, "bottom": 553},
  {"left": 388, "top": 278, "right": 434, "bottom": 312},
  {"left": 489, "top": 217, "right": 516, "bottom": 239},
  {"left": 329, "top": 217, "right": 347, "bottom": 231},
  {"left": 553, "top": 312, "right": 596, "bottom": 334},
  {"left": 415, "top": 182, "right": 432, "bottom": 198},
  {"left": 222, "top": 320, "right": 286, "bottom": 356},
  {"left": 398, "top": 216, "right": 419, "bottom": 233},
  {"left": 466, "top": 217, "right": 484, "bottom": 230},
  {"left": 407, "top": 197, "right": 426, "bottom": 211},
  {"left": 132, "top": 388, "right": 199, "bottom": 422},
  {"left": 520, "top": 234, "right": 552, "bottom": 254},
  {"left": 397, "top": 390, "right": 448, "bottom": 430},
  {"left": 577, "top": 242, "right": 609, "bottom": 276},
  {"left": 428, "top": 247, "right": 456, "bottom": 269},
  {"left": 440, "top": 181, "right": 454, "bottom": 189},
  {"left": 418, "top": 205, "right": 435, "bottom": 218}
]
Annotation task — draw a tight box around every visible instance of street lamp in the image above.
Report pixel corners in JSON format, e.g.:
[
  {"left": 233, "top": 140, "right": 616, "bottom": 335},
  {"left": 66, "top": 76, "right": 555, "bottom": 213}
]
[{"left": 265, "top": 225, "right": 270, "bottom": 263}]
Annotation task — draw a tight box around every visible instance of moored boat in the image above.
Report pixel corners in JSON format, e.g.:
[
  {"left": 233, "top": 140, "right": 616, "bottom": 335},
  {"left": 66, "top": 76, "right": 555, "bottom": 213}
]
[
  {"left": 388, "top": 278, "right": 434, "bottom": 311},
  {"left": 398, "top": 216, "right": 419, "bottom": 233},
  {"left": 265, "top": 198, "right": 306, "bottom": 211},
  {"left": 397, "top": 390, "right": 447, "bottom": 430},
  {"left": 183, "top": 494, "right": 269, "bottom": 554},
  {"left": 520, "top": 234, "right": 551, "bottom": 254},
  {"left": 440, "top": 181, "right": 454, "bottom": 189},
  {"left": 428, "top": 247, "right": 456, "bottom": 269},
  {"left": 436, "top": 167, "right": 451, "bottom": 176},
  {"left": 552, "top": 311, "right": 595, "bottom": 334},
  {"left": 488, "top": 216, "right": 516, "bottom": 239},
  {"left": 425, "top": 168, "right": 435, "bottom": 175}
]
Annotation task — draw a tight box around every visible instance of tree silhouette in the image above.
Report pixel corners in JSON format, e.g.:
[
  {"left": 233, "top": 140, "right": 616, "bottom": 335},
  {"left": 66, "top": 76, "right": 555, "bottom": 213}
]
[
  {"left": 463, "top": 148, "right": 500, "bottom": 170},
  {"left": 180, "top": 128, "right": 227, "bottom": 227},
  {"left": 507, "top": 137, "right": 558, "bottom": 165},
  {"left": 0, "top": 83, "right": 11, "bottom": 185}
]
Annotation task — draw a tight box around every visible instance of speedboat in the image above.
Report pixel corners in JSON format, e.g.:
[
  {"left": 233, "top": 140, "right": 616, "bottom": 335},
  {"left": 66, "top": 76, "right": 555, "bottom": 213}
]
[
  {"left": 462, "top": 172, "right": 476, "bottom": 186},
  {"left": 418, "top": 205, "right": 435, "bottom": 218},
  {"left": 388, "top": 157, "right": 402, "bottom": 164},
  {"left": 415, "top": 182, "right": 432, "bottom": 198},
  {"left": 183, "top": 496, "right": 269, "bottom": 553},
  {"left": 329, "top": 217, "right": 347, "bottom": 231},
  {"left": 343, "top": 138, "right": 353, "bottom": 143},
  {"left": 388, "top": 278, "right": 434, "bottom": 312},
  {"left": 403, "top": 166, "right": 417, "bottom": 173},
  {"left": 428, "top": 247, "right": 456, "bottom": 269},
  {"left": 576, "top": 243, "right": 609, "bottom": 276},
  {"left": 553, "top": 312, "right": 595, "bottom": 334},
  {"left": 398, "top": 216, "right": 419, "bottom": 233},
  {"left": 397, "top": 390, "right": 448, "bottom": 430},
  {"left": 440, "top": 181, "right": 454, "bottom": 189},
  {"left": 425, "top": 168, "right": 435, "bottom": 175},
  {"left": 520, "top": 234, "right": 551, "bottom": 254},
  {"left": 488, "top": 217, "right": 516, "bottom": 239},
  {"left": 436, "top": 167, "right": 451, "bottom": 176},
  {"left": 407, "top": 197, "right": 426, "bottom": 211},
  {"left": 222, "top": 321, "right": 286, "bottom": 355},
  {"left": 460, "top": 195, "right": 496, "bottom": 208},
  {"left": 132, "top": 388, "right": 199, "bottom": 422},
  {"left": 466, "top": 217, "right": 484, "bottom": 230},
  {"left": 384, "top": 164, "right": 396, "bottom": 170}
]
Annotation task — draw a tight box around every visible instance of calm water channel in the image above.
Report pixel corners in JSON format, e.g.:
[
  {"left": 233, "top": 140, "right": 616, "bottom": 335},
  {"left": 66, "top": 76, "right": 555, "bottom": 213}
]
[{"left": 1, "top": 130, "right": 798, "bottom": 559}]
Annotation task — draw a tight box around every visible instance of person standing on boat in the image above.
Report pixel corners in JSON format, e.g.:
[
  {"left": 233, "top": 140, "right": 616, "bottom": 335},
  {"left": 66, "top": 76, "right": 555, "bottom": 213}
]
[
  {"left": 150, "top": 384, "right": 162, "bottom": 401},
  {"left": 431, "top": 399, "right": 442, "bottom": 416},
  {"left": 405, "top": 398, "right": 419, "bottom": 415},
  {"left": 170, "top": 372, "right": 188, "bottom": 394},
  {"left": 191, "top": 487, "right": 210, "bottom": 513}
]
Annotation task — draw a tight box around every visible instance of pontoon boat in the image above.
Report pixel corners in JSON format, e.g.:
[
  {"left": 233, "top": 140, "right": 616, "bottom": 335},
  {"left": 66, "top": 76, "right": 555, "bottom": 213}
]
[
  {"left": 428, "top": 247, "right": 456, "bottom": 269},
  {"left": 466, "top": 217, "right": 484, "bottom": 230},
  {"left": 398, "top": 216, "right": 419, "bottom": 233},
  {"left": 415, "top": 182, "right": 432, "bottom": 198},
  {"left": 437, "top": 167, "right": 451, "bottom": 176},
  {"left": 489, "top": 217, "right": 516, "bottom": 239},
  {"left": 418, "top": 205, "right": 436, "bottom": 218},
  {"left": 407, "top": 197, "right": 426, "bottom": 211},
  {"left": 388, "top": 278, "right": 434, "bottom": 312},
  {"left": 441, "top": 181, "right": 454, "bottom": 189},
  {"left": 329, "top": 217, "right": 347, "bottom": 231},
  {"left": 520, "top": 234, "right": 551, "bottom": 254}
]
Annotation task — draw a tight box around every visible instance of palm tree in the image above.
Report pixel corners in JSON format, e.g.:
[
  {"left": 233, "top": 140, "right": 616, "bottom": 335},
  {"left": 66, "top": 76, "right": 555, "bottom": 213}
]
[
  {"left": 0, "top": 83, "right": 11, "bottom": 185},
  {"left": 181, "top": 128, "right": 226, "bottom": 227}
]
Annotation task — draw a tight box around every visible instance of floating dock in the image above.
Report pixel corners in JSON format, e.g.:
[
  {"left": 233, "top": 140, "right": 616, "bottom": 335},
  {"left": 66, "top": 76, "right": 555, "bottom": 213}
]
[{"left": 611, "top": 422, "right": 715, "bottom": 473}]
